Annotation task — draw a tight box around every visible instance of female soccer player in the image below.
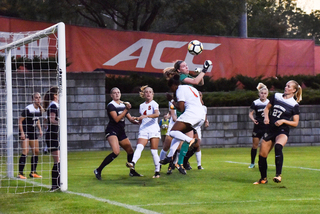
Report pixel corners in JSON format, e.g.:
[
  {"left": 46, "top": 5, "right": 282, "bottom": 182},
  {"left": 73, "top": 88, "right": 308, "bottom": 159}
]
[
  {"left": 160, "top": 75, "right": 206, "bottom": 174},
  {"left": 253, "top": 80, "right": 302, "bottom": 184},
  {"left": 248, "top": 83, "right": 269, "bottom": 168},
  {"left": 126, "top": 86, "right": 161, "bottom": 178},
  {"left": 43, "top": 86, "right": 60, "bottom": 191},
  {"left": 94, "top": 87, "right": 142, "bottom": 180},
  {"left": 18, "top": 92, "right": 43, "bottom": 179}
]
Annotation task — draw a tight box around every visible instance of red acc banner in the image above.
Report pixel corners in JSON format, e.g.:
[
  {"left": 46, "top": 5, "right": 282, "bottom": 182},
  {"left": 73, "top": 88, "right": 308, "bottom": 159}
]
[{"left": 0, "top": 17, "right": 318, "bottom": 79}]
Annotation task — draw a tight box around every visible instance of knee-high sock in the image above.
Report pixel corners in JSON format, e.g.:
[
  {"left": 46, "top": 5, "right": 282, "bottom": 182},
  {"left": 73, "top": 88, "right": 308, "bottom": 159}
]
[
  {"left": 97, "top": 152, "right": 118, "bottom": 172},
  {"left": 251, "top": 148, "right": 257, "bottom": 164},
  {"left": 177, "top": 142, "right": 189, "bottom": 165},
  {"left": 127, "top": 153, "right": 134, "bottom": 163},
  {"left": 31, "top": 155, "right": 38, "bottom": 172},
  {"left": 195, "top": 151, "right": 202, "bottom": 166},
  {"left": 19, "top": 154, "right": 27, "bottom": 174},
  {"left": 132, "top": 144, "right": 144, "bottom": 163},
  {"left": 52, "top": 163, "right": 60, "bottom": 188},
  {"left": 167, "top": 138, "right": 181, "bottom": 157},
  {"left": 160, "top": 149, "right": 167, "bottom": 161},
  {"left": 173, "top": 150, "right": 179, "bottom": 164},
  {"left": 169, "top": 130, "right": 193, "bottom": 143},
  {"left": 258, "top": 155, "right": 267, "bottom": 179},
  {"left": 151, "top": 149, "right": 160, "bottom": 172},
  {"left": 275, "top": 144, "right": 284, "bottom": 176}
]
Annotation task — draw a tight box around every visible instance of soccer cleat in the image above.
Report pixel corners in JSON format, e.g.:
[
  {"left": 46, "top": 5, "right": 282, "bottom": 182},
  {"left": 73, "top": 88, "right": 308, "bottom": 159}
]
[
  {"left": 152, "top": 171, "right": 160, "bottom": 178},
  {"left": 273, "top": 175, "right": 282, "bottom": 183},
  {"left": 198, "top": 165, "right": 204, "bottom": 170},
  {"left": 159, "top": 156, "right": 172, "bottom": 165},
  {"left": 175, "top": 164, "right": 187, "bottom": 175},
  {"left": 17, "top": 173, "right": 27, "bottom": 179},
  {"left": 188, "top": 138, "right": 198, "bottom": 151},
  {"left": 248, "top": 164, "right": 255, "bottom": 168},
  {"left": 129, "top": 169, "right": 143, "bottom": 177},
  {"left": 167, "top": 166, "right": 173, "bottom": 175},
  {"left": 184, "top": 162, "right": 192, "bottom": 170},
  {"left": 29, "top": 172, "right": 42, "bottom": 178},
  {"left": 253, "top": 178, "right": 268, "bottom": 185},
  {"left": 126, "top": 162, "right": 135, "bottom": 170},
  {"left": 94, "top": 169, "right": 101, "bottom": 180}
]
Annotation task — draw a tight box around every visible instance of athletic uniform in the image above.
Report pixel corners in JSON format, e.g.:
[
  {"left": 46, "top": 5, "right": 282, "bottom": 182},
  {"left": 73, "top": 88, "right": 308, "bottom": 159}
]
[
  {"left": 250, "top": 98, "right": 269, "bottom": 139},
  {"left": 105, "top": 100, "right": 128, "bottom": 141},
  {"left": 138, "top": 100, "right": 161, "bottom": 139},
  {"left": 45, "top": 101, "right": 59, "bottom": 152},
  {"left": 20, "top": 104, "right": 42, "bottom": 140},
  {"left": 263, "top": 93, "right": 299, "bottom": 141}
]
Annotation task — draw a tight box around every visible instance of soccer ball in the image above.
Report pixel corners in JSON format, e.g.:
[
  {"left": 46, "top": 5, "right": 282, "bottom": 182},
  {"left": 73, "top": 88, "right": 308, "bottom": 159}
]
[{"left": 188, "top": 40, "right": 203, "bottom": 55}]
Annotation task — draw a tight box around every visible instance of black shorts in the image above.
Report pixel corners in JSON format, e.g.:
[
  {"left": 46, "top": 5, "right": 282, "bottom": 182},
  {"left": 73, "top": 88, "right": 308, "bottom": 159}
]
[
  {"left": 252, "top": 125, "right": 268, "bottom": 139},
  {"left": 46, "top": 132, "right": 59, "bottom": 152},
  {"left": 262, "top": 128, "right": 290, "bottom": 142},
  {"left": 105, "top": 126, "right": 127, "bottom": 141},
  {"left": 19, "top": 131, "right": 38, "bottom": 140}
]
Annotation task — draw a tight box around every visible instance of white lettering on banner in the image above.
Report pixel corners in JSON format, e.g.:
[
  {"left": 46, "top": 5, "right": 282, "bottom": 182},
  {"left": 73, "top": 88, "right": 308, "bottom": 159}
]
[
  {"left": 103, "top": 39, "right": 221, "bottom": 71},
  {"left": 151, "top": 41, "right": 187, "bottom": 69},
  {"left": 103, "top": 39, "right": 153, "bottom": 68}
]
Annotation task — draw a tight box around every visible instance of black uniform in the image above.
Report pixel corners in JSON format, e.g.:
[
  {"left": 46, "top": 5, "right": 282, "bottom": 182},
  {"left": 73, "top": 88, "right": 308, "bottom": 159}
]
[
  {"left": 105, "top": 100, "right": 128, "bottom": 141},
  {"left": 250, "top": 98, "right": 269, "bottom": 139},
  {"left": 20, "top": 104, "right": 42, "bottom": 140},
  {"left": 45, "top": 101, "right": 59, "bottom": 152},
  {"left": 263, "top": 93, "right": 300, "bottom": 141}
]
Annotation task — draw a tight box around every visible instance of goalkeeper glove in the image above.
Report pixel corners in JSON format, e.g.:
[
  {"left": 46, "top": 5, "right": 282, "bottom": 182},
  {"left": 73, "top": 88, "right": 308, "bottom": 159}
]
[{"left": 202, "top": 60, "right": 212, "bottom": 73}]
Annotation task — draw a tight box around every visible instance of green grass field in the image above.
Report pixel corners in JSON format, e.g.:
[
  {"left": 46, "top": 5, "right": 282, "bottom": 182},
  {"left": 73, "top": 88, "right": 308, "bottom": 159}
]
[{"left": 1, "top": 146, "right": 320, "bottom": 214}]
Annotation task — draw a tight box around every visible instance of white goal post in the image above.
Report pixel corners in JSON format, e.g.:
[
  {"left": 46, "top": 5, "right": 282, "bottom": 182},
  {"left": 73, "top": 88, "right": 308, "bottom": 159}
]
[{"left": 0, "top": 22, "right": 68, "bottom": 192}]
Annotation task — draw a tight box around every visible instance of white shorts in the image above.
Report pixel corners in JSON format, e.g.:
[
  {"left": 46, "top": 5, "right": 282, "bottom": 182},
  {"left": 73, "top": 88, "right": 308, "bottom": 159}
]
[
  {"left": 138, "top": 131, "right": 161, "bottom": 140},
  {"left": 177, "top": 112, "right": 205, "bottom": 131}
]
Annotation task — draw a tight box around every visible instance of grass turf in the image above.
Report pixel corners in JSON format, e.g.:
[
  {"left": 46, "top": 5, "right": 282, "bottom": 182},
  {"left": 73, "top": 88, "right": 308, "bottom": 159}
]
[{"left": 1, "top": 146, "right": 320, "bottom": 213}]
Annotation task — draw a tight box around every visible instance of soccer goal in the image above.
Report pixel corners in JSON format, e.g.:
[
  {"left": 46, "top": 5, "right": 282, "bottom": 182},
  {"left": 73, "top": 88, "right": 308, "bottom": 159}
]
[{"left": 0, "top": 22, "right": 67, "bottom": 192}]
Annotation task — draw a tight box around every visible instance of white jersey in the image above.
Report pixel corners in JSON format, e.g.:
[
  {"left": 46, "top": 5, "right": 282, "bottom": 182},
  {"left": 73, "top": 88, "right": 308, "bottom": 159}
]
[
  {"left": 139, "top": 100, "right": 160, "bottom": 133},
  {"left": 176, "top": 85, "right": 205, "bottom": 123}
]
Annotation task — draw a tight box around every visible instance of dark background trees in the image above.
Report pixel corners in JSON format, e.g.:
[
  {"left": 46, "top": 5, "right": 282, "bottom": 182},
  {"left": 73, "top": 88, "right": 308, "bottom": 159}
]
[{"left": 0, "top": 0, "right": 319, "bottom": 44}]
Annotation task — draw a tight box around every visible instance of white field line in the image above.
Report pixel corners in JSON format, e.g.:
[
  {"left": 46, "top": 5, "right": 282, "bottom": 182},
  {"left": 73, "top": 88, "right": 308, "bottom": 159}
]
[
  {"left": 225, "top": 161, "right": 320, "bottom": 171},
  {"left": 0, "top": 176, "right": 161, "bottom": 214}
]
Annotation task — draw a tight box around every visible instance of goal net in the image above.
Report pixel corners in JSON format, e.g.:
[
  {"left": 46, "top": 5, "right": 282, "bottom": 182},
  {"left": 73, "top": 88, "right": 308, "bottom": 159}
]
[{"left": 0, "top": 23, "right": 67, "bottom": 193}]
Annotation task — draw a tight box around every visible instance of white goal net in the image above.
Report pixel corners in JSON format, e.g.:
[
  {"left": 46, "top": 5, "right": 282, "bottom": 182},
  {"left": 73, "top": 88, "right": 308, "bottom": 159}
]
[{"left": 0, "top": 23, "right": 67, "bottom": 193}]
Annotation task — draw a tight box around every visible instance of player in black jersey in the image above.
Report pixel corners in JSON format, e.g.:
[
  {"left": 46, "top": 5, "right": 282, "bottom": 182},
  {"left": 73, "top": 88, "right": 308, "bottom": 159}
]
[
  {"left": 254, "top": 80, "right": 302, "bottom": 184},
  {"left": 94, "top": 87, "right": 142, "bottom": 180},
  {"left": 43, "top": 86, "right": 60, "bottom": 191},
  {"left": 18, "top": 92, "right": 43, "bottom": 179},
  {"left": 248, "top": 83, "right": 269, "bottom": 168}
]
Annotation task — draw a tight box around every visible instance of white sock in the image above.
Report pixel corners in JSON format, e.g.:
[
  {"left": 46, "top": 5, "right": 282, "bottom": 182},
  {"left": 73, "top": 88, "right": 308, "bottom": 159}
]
[
  {"left": 151, "top": 149, "right": 160, "bottom": 172},
  {"left": 196, "top": 151, "right": 202, "bottom": 166},
  {"left": 160, "top": 149, "right": 167, "bottom": 161},
  {"left": 169, "top": 130, "right": 193, "bottom": 143},
  {"left": 173, "top": 152, "right": 179, "bottom": 164},
  {"left": 167, "top": 138, "right": 180, "bottom": 157},
  {"left": 132, "top": 144, "right": 144, "bottom": 163}
]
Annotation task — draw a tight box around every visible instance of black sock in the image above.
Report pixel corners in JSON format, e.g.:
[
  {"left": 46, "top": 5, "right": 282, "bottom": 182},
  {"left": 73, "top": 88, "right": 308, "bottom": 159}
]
[
  {"left": 31, "top": 155, "right": 38, "bottom": 172},
  {"left": 251, "top": 148, "right": 257, "bottom": 164},
  {"left": 275, "top": 144, "right": 284, "bottom": 176},
  {"left": 258, "top": 155, "right": 267, "bottom": 179},
  {"left": 52, "top": 163, "right": 60, "bottom": 189},
  {"left": 127, "top": 153, "right": 133, "bottom": 163},
  {"left": 184, "top": 150, "right": 196, "bottom": 166},
  {"left": 19, "top": 154, "right": 27, "bottom": 174},
  {"left": 97, "top": 152, "right": 118, "bottom": 172}
]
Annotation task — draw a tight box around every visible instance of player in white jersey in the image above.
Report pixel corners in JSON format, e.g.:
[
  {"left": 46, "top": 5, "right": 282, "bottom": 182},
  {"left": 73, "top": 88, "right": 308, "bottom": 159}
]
[
  {"left": 160, "top": 74, "right": 205, "bottom": 168},
  {"left": 254, "top": 80, "right": 302, "bottom": 185},
  {"left": 126, "top": 86, "right": 161, "bottom": 178},
  {"left": 248, "top": 83, "right": 269, "bottom": 169}
]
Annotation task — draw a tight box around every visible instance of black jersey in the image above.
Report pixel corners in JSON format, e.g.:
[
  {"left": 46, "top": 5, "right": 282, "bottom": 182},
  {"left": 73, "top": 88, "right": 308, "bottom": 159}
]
[
  {"left": 268, "top": 93, "right": 300, "bottom": 132},
  {"left": 106, "top": 100, "right": 127, "bottom": 130},
  {"left": 250, "top": 98, "right": 269, "bottom": 124},
  {"left": 46, "top": 101, "right": 59, "bottom": 134},
  {"left": 21, "top": 104, "right": 42, "bottom": 133}
]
